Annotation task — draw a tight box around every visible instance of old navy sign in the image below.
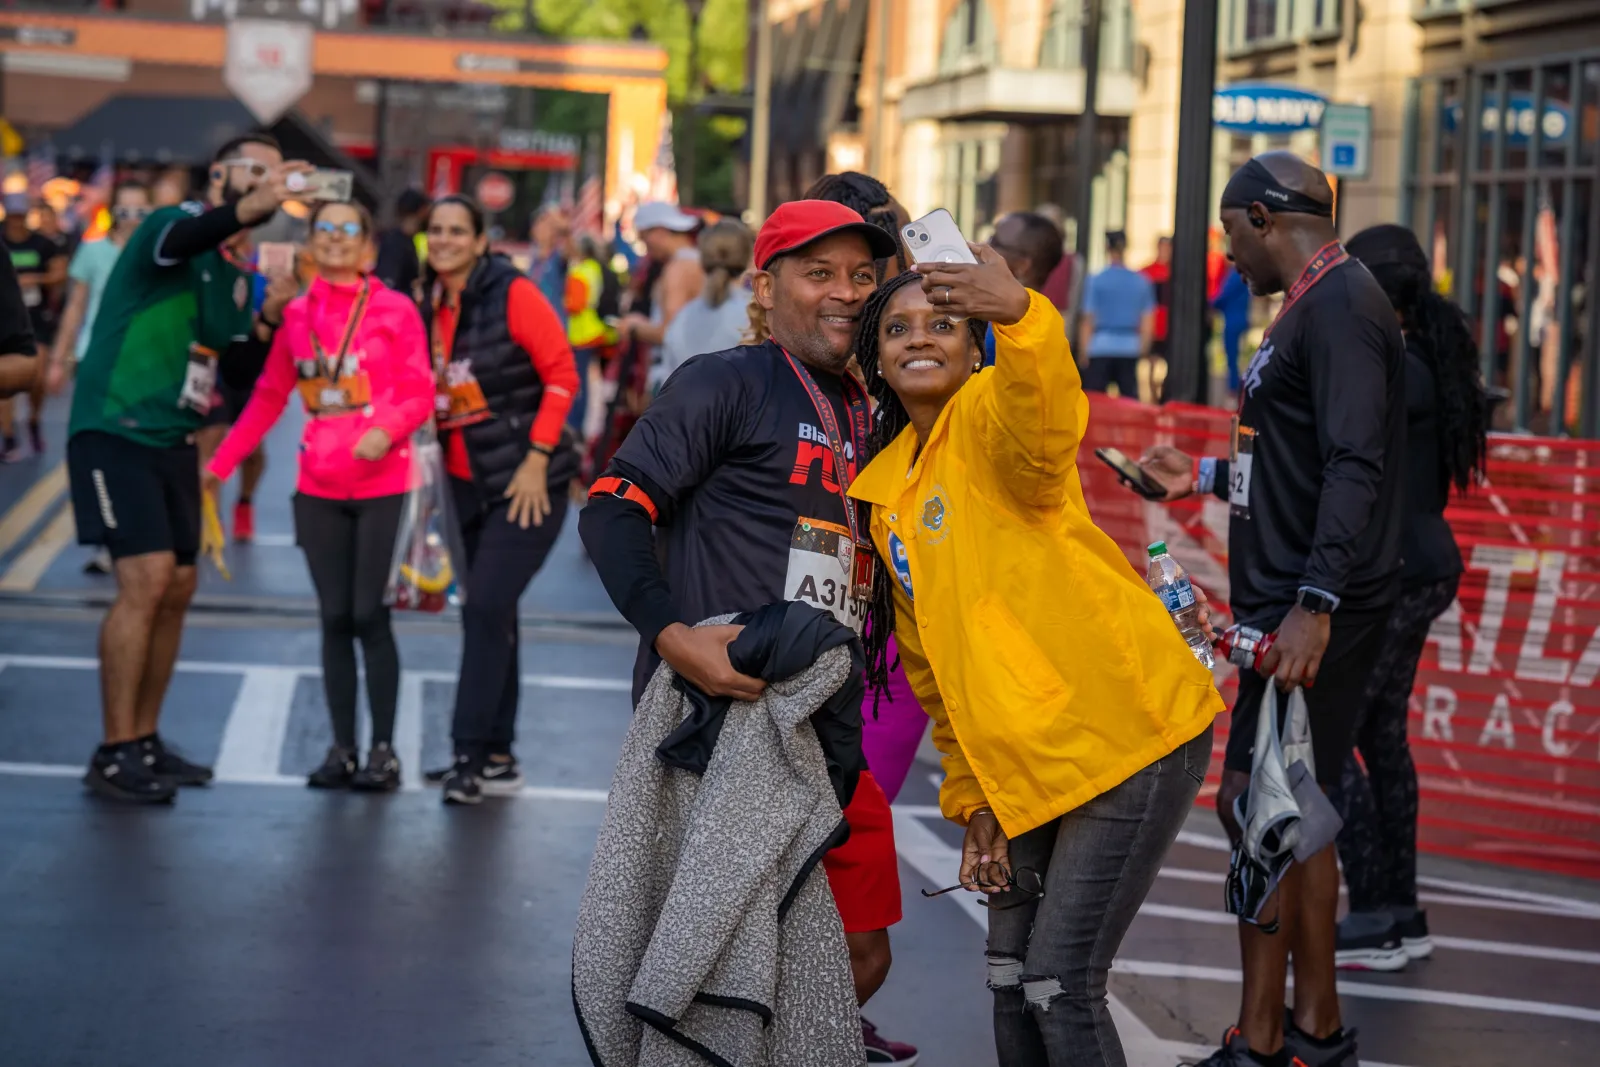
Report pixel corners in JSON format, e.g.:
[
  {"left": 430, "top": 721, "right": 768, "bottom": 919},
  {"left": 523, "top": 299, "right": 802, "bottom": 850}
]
[
  {"left": 1443, "top": 93, "right": 1573, "bottom": 145},
  {"left": 1214, "top": 83, "right": 1329, "bottom": 135}
]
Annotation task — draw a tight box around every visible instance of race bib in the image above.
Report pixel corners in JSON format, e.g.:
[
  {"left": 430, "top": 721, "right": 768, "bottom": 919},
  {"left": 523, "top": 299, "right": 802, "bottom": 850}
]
[
  {"left": 1230, "top": 422, "right": 1256, "bottom": 519},
  {"left": 437, "top": 360, "right": 491, "bottom": 429},
  {"left": 178, "top": 343, "right": 218, "bottom": 414},
  {"left": 297, "top": 372, "right": 373, "bottom": 415},
  {"left": 785, "top": 518, "right": 870, "bottom": 632}
]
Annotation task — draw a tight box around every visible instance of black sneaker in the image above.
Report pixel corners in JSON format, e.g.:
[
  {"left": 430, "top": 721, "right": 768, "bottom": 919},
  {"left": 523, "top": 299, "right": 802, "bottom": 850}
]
[
  {"left": 423, "top": 764, "right": 452, "bottom": 786},
  {"left": 1394, "top": 908, "right": 1432, "bottom": 960},
  {"left": 1283, "top": 1013, "right": 1360, "bottom": 1067},
  {"left": 441, "top": 762, "right": 483, "bottom": 806},
  {"left": 84, "top": 744, "right": 177, "bottom": 804},
  {"left": 1187, "top": 1027, "right": 1292, "bottom": 1067},
  {"left": 351, "top": 743, "right": 402, "bottom": 792},
  {"left": 141, "top": 734, "right": 214, "bottom": 786},
  {"left": 1334, "top": 911, "right": 1408, "bottom": 972},
  {"left": 307, "top": 745, "right": 358, "bottom": 789},
  {"left": 479, "top": 757, "right": 524, "bottom": 797}
]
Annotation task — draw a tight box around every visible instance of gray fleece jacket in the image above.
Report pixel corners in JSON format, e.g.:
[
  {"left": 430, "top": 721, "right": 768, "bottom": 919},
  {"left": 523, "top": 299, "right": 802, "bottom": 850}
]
[{"left": 572, "top": 618, "right": 864, "bottom": 1067}]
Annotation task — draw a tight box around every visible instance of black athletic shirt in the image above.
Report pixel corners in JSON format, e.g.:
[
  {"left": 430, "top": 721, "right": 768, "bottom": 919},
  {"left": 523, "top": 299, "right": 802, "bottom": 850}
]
[
  {"left": 1399, "top": 335, "right": 1463, "bottom": 588},
  {"left": 1213, "top": 257, "right": 1405, "bottom": 627},
  {"left": 579, "top": 340, "right": 864, "bottom": 697}
]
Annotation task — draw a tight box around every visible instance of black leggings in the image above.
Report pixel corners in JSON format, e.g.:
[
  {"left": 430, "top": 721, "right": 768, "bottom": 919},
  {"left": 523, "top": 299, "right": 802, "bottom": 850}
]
[
  {"left": 1335, "top": 574, "right": 1459, "bottom": 914},
  {"left": 293, "top": 492, "right": 405, "bottom": 749},
  {"left": 448, "top": 475, "right": 569, "bottom": 761}
]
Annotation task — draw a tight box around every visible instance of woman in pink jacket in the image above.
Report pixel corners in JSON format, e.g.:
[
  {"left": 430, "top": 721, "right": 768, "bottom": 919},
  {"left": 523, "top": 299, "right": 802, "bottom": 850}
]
[{"left": 205, "top": 201, "right": 434, "bottom": 791}]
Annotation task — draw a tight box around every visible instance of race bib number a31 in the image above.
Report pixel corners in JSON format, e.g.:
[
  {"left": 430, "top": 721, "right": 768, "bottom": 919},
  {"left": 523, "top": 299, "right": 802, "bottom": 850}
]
[{"left": 785, "top": 517, "right": 867, "bottom": 632}]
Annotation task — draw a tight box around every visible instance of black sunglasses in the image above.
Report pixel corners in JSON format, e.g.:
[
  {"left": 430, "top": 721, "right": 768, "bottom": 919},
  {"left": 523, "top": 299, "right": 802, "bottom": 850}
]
[{"left": 921, "top": 865, "right": 1044, "bottom": 910}]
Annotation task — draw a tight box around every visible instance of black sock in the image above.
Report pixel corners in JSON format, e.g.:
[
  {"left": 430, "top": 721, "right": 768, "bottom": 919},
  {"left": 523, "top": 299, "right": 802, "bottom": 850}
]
[
  {"left": 238, "top": 495, "right": 252, "bottom": 506},
  {"left": 1297, "top": 1027, "right": 1345, "bottom": 1048},
  {"left": 1245, "top": 1048, "right": 1288, "bottom": 1067},
  {"left": 135, "top": 732, "right": 157, "bottom": 745}
]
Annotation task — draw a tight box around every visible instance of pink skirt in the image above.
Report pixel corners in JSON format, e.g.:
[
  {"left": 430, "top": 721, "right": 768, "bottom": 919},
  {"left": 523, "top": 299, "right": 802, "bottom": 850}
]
[{"left": 860, "top": 636, "right": 929, "bottom": 804}]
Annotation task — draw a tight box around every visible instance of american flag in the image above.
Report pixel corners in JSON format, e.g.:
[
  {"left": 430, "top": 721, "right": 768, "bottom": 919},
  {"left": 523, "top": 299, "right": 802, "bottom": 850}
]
[
  {"left": 646, "top": 111, "right": 678, "bottom": 205},
  {"left": 26, "top": 142, "right": 57, "bottom": 197},
  {"left": 574, "top": 174, "right": 603, "bottom": 238}
]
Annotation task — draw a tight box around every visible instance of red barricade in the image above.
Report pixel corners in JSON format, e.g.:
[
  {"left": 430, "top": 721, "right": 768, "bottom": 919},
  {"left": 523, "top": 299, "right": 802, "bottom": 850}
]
[{"left": 1079, "top": 394, "right": 1600, "bottom": 880}]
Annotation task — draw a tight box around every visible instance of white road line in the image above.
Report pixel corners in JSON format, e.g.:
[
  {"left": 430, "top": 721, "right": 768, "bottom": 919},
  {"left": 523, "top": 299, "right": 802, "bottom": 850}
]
[
  {"left": 394, "top": 673, "right": 425, "bottom": 791},
  {"left": 1110, "top": 958, "right": 1600, "bottom": 1025},
  {"left": 0, "top": 761, "right": 79, "bottom": 778},
  {"left": 0, "top": 654, "right": 632, "bottom": 693},
  {"left": 1156, "top": 867, "right": 1600, "bottom": 920},
  {"left": 213, "top": 666, "right": 303, "bottom": 781}
]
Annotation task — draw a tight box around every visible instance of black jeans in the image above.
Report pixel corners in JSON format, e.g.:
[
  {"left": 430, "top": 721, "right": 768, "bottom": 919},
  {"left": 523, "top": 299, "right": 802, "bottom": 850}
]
[
  {"left": 448, "top": 475, "right": 569, "bottom": 760},
  {"left": 987, "top": 725, "right": 1212, "bottom": 1067},
  {"left": 1335, "top": 575, "right": 1459, "bottom": 913},
  {"left": 293, "top": 492, "right": 405, "bottom": 748},
  {"left": 1082, "top": 357, "right": 1140, "bottom": 398}
]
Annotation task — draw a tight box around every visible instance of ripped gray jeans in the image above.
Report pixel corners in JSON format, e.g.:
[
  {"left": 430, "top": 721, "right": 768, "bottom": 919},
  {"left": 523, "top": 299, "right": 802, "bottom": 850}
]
[{"left": 985, "top": 724, "right": 1212, "bottom": 1067}]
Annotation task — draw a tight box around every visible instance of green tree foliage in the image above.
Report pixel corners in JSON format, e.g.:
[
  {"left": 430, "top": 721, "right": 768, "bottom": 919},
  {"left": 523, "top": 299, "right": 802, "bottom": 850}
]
[{"left": 492, "top": 0, "right": 749, "bottom": 206}]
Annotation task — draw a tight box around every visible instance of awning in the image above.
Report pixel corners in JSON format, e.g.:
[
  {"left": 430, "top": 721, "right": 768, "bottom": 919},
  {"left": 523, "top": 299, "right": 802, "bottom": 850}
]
[{"left": 53, "top": 94, "right": 378, "bottom": 209}]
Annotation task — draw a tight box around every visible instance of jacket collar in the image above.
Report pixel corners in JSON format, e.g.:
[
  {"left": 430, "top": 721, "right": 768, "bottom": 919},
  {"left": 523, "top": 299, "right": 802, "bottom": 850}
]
[{"left": 849, "top": 390, "right": 965, "bottom": 507}]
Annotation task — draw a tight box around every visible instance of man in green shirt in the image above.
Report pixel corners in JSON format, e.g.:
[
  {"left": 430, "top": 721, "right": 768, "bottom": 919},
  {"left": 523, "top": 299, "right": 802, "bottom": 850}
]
[{"left": 67, "top": 132, "right": 310, "bottom": 803}]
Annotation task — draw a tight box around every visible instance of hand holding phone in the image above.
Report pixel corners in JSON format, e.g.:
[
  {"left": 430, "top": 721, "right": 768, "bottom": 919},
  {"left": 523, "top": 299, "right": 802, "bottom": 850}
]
[
  {"left": 1094, "top": 447, "right": 1171, "bottom": 501},
  {"left": 902, "top": 209, "right": 978, "bottom": 266},
  {"left": 286, "top": 168, "right": 354, "bottom": 204}
]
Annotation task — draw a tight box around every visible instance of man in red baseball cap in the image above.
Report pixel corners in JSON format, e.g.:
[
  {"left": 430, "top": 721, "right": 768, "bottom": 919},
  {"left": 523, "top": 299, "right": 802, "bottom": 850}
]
[{"left": 580, "top": 200, "right": 917, "bottom": 1063}]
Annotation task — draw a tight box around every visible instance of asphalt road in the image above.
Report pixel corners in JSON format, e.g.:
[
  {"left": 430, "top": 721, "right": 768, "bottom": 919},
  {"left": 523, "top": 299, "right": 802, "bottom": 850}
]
[{"left": 1, "top": 389, "right": 1597, "bottom": 1066}]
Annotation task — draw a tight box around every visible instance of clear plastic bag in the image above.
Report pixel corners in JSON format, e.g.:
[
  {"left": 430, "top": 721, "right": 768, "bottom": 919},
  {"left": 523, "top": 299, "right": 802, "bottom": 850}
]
[{"left": 384, "top": 425, "right": 468, "bottom": 613}]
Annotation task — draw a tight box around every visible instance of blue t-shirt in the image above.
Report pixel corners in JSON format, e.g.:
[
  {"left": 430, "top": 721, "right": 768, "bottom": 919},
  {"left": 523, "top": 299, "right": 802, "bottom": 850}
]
[
  {"left": 1083, "top": 264, "right": 1154, "bottom": 358},
  {"left": 66, "top": 238, "right": 123, "bottom": 361}
]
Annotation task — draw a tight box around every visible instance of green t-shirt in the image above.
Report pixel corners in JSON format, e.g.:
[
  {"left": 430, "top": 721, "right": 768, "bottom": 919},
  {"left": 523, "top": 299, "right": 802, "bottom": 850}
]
[{"left": 69, "top": 203, "right": 255, "bottom": 449}]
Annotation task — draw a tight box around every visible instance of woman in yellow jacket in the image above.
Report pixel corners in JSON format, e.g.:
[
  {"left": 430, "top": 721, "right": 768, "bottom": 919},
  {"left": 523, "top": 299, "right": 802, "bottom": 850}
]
[{"left": 848, "top": 248, "right": 1223, "bottom": 1067}]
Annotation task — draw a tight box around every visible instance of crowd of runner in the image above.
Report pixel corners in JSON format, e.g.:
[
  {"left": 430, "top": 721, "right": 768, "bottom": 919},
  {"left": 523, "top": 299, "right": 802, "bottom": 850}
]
[{"left": 0, "top": 129, "right": 1495, "bottom": 1067}]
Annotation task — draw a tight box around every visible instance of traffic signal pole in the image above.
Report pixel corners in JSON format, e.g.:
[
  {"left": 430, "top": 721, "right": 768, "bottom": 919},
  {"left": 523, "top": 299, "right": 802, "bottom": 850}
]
[{"left": 1164, "top": 0, "right": 1220, "bottom": 406}]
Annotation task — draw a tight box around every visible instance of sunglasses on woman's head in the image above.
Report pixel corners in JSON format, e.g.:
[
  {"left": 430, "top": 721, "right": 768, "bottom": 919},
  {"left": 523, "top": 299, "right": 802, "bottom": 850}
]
[{"left": 315, "top": 220, "right": 363, "bottom": 238}]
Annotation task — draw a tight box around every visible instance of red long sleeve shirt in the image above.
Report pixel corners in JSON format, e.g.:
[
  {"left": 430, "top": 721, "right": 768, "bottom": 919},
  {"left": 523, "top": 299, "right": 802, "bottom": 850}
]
[{"left": 440, "top": 276, "right": 578, "bottom": 482}]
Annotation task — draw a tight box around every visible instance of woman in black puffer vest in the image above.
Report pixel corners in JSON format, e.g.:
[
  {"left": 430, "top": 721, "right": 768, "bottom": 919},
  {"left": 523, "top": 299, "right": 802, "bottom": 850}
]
[{"left": 418, "top": 196, "right": 581, "bottom": 806}]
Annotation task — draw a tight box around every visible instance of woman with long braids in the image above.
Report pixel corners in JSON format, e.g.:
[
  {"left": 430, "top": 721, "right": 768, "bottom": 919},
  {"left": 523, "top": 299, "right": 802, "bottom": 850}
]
[
  {"left": 1334, "top": 225, "right": 1488, "bottom": 969},
  {"left": 418, "top": 196, "right": 581, "bottom": 806},
  {"left": 847, "top": 253, "right": 1221, "bottom": 1067}
]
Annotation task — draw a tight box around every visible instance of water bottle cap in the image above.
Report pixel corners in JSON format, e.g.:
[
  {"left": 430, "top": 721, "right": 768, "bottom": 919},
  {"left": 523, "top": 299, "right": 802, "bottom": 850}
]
[{"left": 1147, "top": 541, "right": 1168, "bottom": 557}]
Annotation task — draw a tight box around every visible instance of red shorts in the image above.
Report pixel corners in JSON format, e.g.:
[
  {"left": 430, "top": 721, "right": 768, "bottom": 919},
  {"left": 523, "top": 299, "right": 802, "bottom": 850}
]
[{"left": 821, "top": 770, "right": 903, "bottom": 933}]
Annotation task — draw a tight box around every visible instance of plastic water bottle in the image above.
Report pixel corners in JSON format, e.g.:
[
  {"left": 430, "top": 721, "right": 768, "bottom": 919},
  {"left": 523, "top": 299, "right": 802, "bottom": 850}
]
[{"left": 1146, "top": 541, "right": 1215, "bottom": 669}]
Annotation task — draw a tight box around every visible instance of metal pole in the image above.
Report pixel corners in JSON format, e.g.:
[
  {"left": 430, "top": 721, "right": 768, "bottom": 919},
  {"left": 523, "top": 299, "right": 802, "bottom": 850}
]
[
  {"left": 1073, "top": 0, "right": 1103, "bottom": 260},
  {"left": 680, "top": 0, "right": 706, "bottom": 205},
  {"left": 869, "top": 0, "right": 890, "bottom": 179},
  {"left": 1164, "top": 0, "right": 1220, "bottom": 406},
  {"left": 749, "top": 0, "right": 774, "bottom": 221},
  {"left": 371, "top": 0, "right": 393, "bottom": 208}
]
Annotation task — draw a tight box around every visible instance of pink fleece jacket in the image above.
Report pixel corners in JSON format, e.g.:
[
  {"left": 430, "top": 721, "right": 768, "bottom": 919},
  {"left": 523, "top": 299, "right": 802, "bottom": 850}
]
[{"left": 208, "top": 276, "right": 434, "bottom": 500}]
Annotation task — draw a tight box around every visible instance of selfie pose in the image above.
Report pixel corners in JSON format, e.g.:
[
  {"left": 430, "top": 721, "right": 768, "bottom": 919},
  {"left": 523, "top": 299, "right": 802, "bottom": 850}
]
[
  {"left": 206, "top": 201, "right": 434, "bottom": 789},
  {"left": 848, "top": 251, "right": 1221, "bottom": 1067}
]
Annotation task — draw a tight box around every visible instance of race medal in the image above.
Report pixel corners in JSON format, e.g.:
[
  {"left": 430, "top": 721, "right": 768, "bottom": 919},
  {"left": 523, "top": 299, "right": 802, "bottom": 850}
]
[
  {"left": 786, "top": 518, "right": 867, "bottom": 632},
  {"left": 438, "top": 363, "right": 491, "bottom": 429},
  {"left": 850, "top": 541, "right": 876, "bottom": 603},
  {"left": 178, "top": 342, "right": 219, "bottom": 414},
  {"left": 1230, "top": 419, "right": 1256, "bottom": 520}
]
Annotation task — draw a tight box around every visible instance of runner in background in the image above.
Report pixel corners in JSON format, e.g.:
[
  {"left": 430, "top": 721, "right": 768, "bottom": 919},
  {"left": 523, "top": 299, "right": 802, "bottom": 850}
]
[
  {"left": 653, "top": 219, "right": 752, "bottom": 391},
  {"left": 528, "top": 204, "right": 571, "bottom": 327},
  {"left": 0, "top": 232, "right": 37, "bottom": 399},
  {"left": 1076, "top": 230, "right": 1154, "bottom": 400},
  {"left": 1334, "top": 223, "right": 1488, "bottom": 971},
  {"left": 580, "top": 200, "right": 918, "bottom": 1066},
  {"left": 1139, "top": 152, "right": 1405, "bottom": 1067},
  {"left": 986, "top": 210, "right": 1065, "bottom": 365},
  {"left": 374, "top": 188, "right": 429, "bottom": 298},
  {"left": 66, "top": 135, "right": 309, "bottom": 803},
  {"left": 564, "top": 233, "right": 617, "bottom": 439},
  {"left": 205, "top": 201, "right": 433, "bottom": 791},
  {"left": 1140, "top": 235, "right": 1173, "bottom": 401},
  {"left": 1213, "top": 265, "right": 1252, "bottom": 395},
  {"left": 619, "top": 201, "right": 703, "bottom": 352},
  {"left": 1, "top": 194, "right": 67, "bottom": 459},
  {"left": 417, "top": 196, "right": 580, "bottom": 806}
]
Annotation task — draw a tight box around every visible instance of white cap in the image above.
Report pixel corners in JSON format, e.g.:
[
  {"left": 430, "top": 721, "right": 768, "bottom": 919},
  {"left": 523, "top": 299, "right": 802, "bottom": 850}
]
[{"left": 633, "top": 201, "right": 697, "bottom": 234}]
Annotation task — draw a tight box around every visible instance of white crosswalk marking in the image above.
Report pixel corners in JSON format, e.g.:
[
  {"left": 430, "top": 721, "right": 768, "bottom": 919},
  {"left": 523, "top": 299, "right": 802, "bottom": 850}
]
[
  {"left": 394, "top": 672, "right": 425, "bottom": 790},
  {"left": 214, "top": 666, "right": 303, "bottom": 783}
]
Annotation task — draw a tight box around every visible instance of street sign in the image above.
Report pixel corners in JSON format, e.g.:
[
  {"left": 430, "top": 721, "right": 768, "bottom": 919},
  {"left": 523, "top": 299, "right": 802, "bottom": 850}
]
[
  {"left": 475, "top": 172, "right": 515, "bottom": 213},
  {"left": 1213, "top": 83, "right": 1328, "bottom": 135},
  {"left": 1321, "top": 102, "right": 1372, "bottom": 181},
  {"left": 224, "top": 19, "right": 314, "bottom": 125}
]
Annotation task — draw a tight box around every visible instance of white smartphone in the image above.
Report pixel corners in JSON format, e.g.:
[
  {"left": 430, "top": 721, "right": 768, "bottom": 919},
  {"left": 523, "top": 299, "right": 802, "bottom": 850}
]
[
  {"left": 902, "top": 209, "right": 978, "bottom": 266},
  {"left": 286, "top": 168, "right": 354, "bottom": 203}
]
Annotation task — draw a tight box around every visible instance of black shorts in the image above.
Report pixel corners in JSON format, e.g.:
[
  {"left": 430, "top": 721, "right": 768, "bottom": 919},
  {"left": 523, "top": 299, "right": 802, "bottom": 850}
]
[
  {"left": 1224, "top": 612, "right": 1390, "bottom": 786},
  {"left": 201, "top": 380, "right": 253, "bottom": 429},
  {"left": 67, "top": 430, "right": 201, "bottom": 566}
]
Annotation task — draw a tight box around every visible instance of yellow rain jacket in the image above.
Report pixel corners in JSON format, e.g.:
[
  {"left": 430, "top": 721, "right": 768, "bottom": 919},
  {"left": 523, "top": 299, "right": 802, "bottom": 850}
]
[{"left": 849, "top": 290, "right": 1223, "bottom": 838}]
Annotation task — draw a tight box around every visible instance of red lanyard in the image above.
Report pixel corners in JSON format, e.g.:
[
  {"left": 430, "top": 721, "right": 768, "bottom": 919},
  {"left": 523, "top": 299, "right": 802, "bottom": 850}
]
[
  {"left": 1239, "top": 241, "right": 1349, "bottom": 414},
  {"left": 309, "top": 277, "right": 371, "bottom": 384},
  {"left": 783, "top": 350, "right": 870, "bottom": 545}
]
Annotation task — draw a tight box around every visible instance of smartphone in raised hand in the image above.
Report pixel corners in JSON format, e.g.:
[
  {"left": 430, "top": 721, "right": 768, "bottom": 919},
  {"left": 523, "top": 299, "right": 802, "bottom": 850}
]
[
  {"left": 286, "top": 168, "right": 353, "bottom": 203},
  {"left": 902, "top": 209, "right": 978, "bottom": 266},
  {"left": 1094, "top": 447, "right": 1170, "bottom": 501}
]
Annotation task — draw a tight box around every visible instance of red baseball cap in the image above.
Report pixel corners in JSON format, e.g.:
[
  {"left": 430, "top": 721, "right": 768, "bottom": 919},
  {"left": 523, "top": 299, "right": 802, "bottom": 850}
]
[{"left": 754, "top": 199, "right": 901, "bottom": 271}]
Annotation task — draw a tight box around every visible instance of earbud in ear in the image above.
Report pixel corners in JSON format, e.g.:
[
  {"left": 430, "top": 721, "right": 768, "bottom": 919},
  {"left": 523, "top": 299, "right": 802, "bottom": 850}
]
[{"left": 1250, "top": 213, "right": 1267, "bottom": 230}]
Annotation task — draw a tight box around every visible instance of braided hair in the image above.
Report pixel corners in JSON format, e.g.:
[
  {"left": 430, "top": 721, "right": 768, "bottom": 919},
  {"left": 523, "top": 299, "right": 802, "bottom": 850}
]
[
  {"left": 853, "top": 270, "right": 987, "bottom": 696},
  {"left": 804, "top": 172, "right": 909, "bottom": 278}
]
